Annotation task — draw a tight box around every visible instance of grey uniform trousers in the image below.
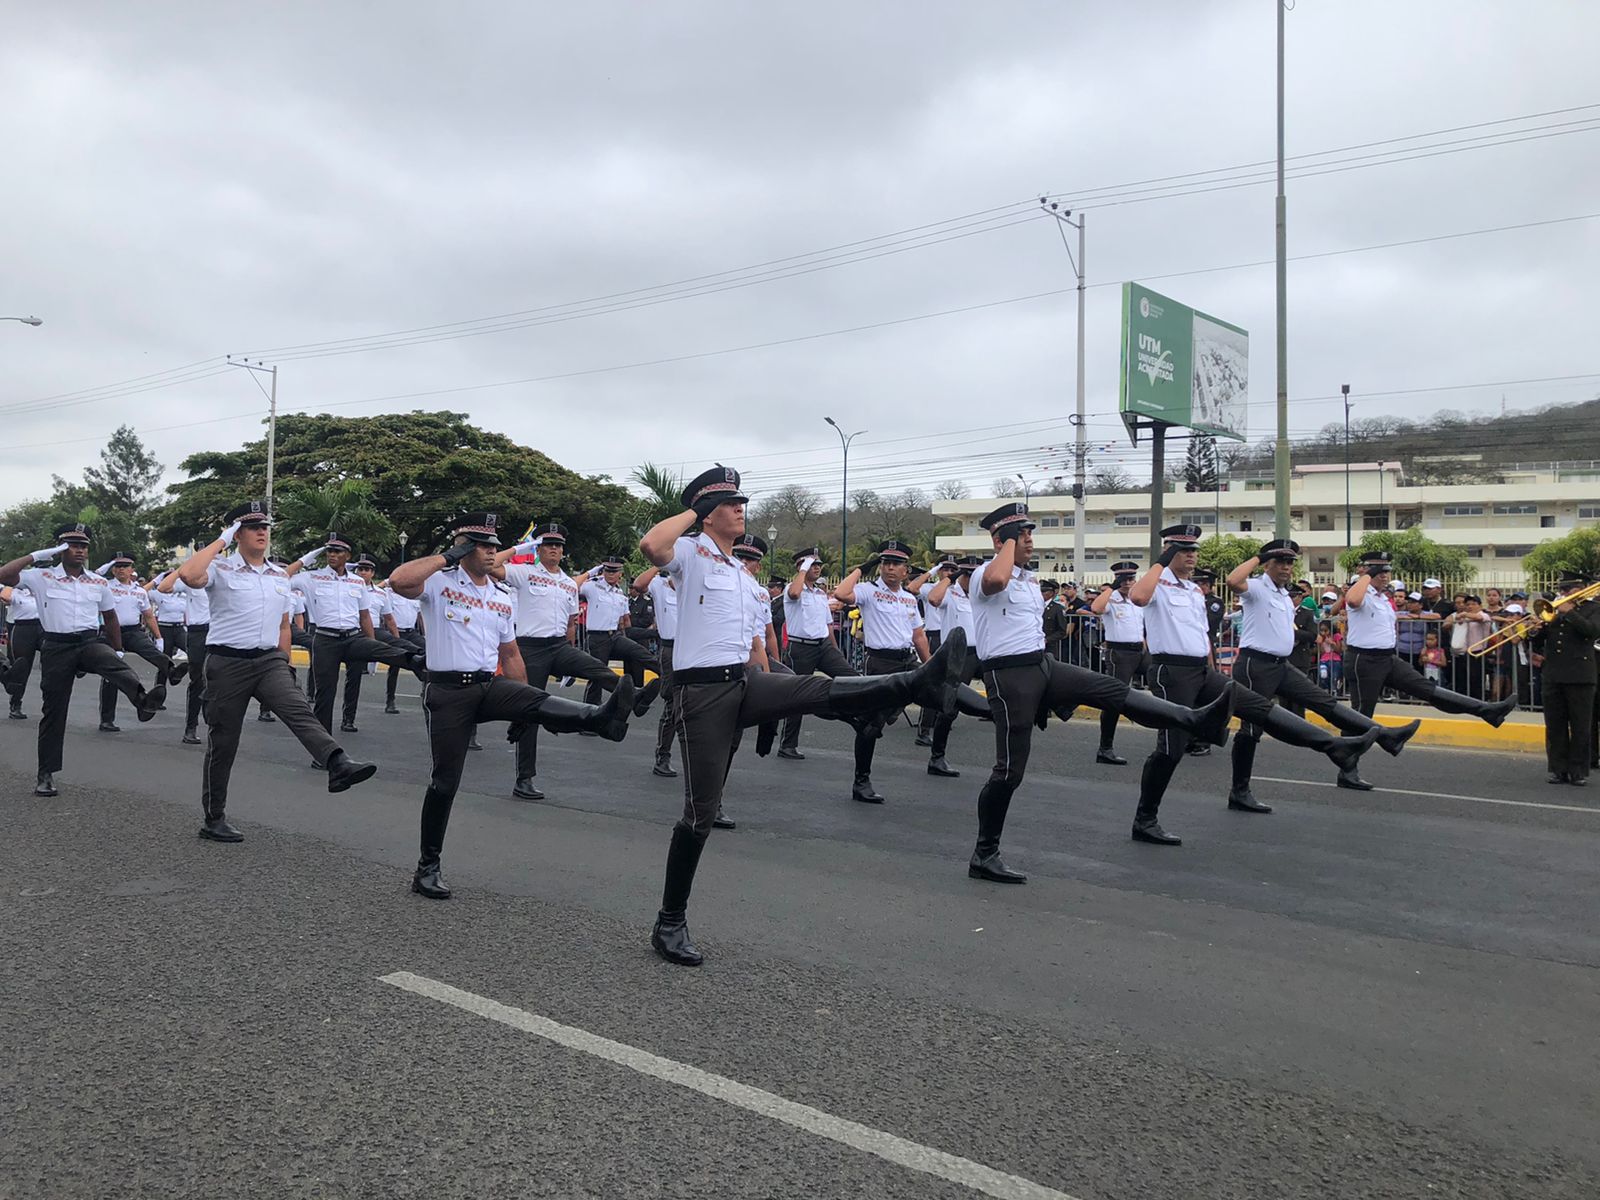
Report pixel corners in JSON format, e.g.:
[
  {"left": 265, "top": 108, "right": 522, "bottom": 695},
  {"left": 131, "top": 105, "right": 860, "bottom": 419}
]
[
  {"left": 309, "top": 630, "right": 414, "bottom": 732},
  {"left": 4, "top": 619, "right": 42, "bottom": 704},
  {"left": 37, "top": 634, "right": 151, "bottom": 774},
  {"left": 655, "top": 640, "right": 677, "bottom": 765},
  {"left": 185, "top": 622, "right": 210, "bottom": 731},
  {"left": 916, "top": 630, "right": 943, "bottom": 738},
  {"left": 99, "top": 624, "right": 177, "bottom": 723},
  {"left": 854, "top": 648, "right": 919, "bottom": 777},
  {"left": 581, "top": 629, "right": 656, "bottom": 705},
  {"left": 514, "top": 635, "right": 617, "bottom": 780},
  {"left": 778, "top": 636, "right": 857, "bottom": 751},
  {"left": 381, "top": 628, "right": 425, "bottom": 705},
  {"left": 202, "top": 649, "right": 340, "bottom": 818},
  {"left": 1098, "top": 641, "right": 1148, "bottom": 748}
]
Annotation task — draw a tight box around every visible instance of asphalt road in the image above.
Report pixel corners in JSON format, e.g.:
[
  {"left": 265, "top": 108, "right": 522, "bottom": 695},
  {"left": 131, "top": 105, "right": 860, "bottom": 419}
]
[{"left": 2, "top": 666, "right": 1597, "bottom": 1199}]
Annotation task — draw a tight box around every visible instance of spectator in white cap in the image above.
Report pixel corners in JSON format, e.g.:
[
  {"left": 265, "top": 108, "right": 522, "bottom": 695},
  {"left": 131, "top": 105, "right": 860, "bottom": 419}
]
[{"left": 1420, "top": 578, "right": 1454, "bottom": 619}]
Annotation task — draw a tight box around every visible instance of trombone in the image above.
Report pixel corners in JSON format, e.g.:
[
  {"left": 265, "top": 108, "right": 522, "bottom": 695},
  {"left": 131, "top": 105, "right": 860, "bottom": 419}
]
[{"left": 1466, "top": 580, "right": 1600, "bottom": 657}]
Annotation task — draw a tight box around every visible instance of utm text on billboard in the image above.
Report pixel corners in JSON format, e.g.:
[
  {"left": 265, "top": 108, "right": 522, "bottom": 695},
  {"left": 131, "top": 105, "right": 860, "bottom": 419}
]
[{"left": 1119, "top": 282, "right": 1248, "bottom": 442}]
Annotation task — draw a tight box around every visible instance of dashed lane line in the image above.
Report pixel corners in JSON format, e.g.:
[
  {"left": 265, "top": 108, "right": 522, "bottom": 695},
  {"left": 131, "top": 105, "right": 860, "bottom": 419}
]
[{"left": 378, "top": 971, "right": 1082, "bottom": 1200}]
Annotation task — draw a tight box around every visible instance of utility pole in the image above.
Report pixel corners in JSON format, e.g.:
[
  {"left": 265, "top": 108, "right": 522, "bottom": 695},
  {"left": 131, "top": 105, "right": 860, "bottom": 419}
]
[
  {"left": 1273, "top": 0, "right": 1292, "bottom": 538},
  {"left": 824, "top": 417, "right": 864, "bottom": 574},
  {"left": 1342, "top": 383, "right": 1352, "bottom": 548},
  {"left": 1040, "top": 200, "right": 1087, "bottom": 576},
  {"left": 228, "top": 358, "right": 279, "bottom": 515}
]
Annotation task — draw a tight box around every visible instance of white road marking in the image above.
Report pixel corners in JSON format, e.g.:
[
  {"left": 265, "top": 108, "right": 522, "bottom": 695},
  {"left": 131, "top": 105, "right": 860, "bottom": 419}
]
[
  {"left": 1251, "top": 776, "right": 1599, "bottom": 815},
  {"left": 378, "top": 971, "right": 1081, "bottom": 1200}
]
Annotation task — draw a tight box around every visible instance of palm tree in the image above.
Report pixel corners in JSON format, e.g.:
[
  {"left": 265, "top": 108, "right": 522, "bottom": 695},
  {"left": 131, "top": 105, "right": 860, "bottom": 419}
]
[
  {"left": 274, "top": 480, "right": 396, "bottom": 558},
  {"left": 606, "top": 462, "right": 683, "bottom": 550}
]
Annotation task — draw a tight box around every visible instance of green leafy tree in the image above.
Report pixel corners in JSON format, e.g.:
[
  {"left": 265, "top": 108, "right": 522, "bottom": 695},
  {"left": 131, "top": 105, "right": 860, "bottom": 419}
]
[
  {"left": 274, "top": 480, "right": 396, "bottom": 557},
  {"left": 0, "top": 428, "right": 165, "bottom": 565},
  {"left": 1336, "top": 528, "right": 1472, "bottom": 583},
  {"left": 83, "top": 425, "right": 163, "bottom": 514},
  {"left": 1522, "top": 527, "right": 1600, "bottom": 584},
  {"left": 1195, "top": 533, "right": 1263, "bottom": 580},
  {"left": 1183, "top": 435, "right": 1219, "bottom": 492}
]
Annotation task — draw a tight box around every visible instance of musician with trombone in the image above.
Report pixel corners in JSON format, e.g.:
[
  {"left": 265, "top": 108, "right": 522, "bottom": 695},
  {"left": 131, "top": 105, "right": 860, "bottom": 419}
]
[
  {"left": 1526, "top": 574, "right": 1600, "bottom": 786},
  {"left": 1341, "top": 551, "right": 1517, "bottom": 727}
]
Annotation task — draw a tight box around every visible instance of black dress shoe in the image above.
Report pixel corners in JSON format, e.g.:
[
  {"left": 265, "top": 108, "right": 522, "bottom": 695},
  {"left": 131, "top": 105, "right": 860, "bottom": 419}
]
[
  {"left": 1227, "top": 787, "right": 1273, "bottom": 813},
  {"left": 913, "top": 732, "right": 933, "bottom": 748},
  {"left": 968, "top": 851, "right": 1027, "bottom": 883},
  {"left": 1570, "top": 776, "right": 1589, "bottom": 787},
  {"left": 257, "top": 710, "right": 276, "bottom": 722},
  {"left": 9, "top": 703, "right": 27, "bottom": 720},
  {"left": 384, "top": 704, "right": 400, "bottom": 714},
  {"left": 182, "top": 728, "right": 202, "bottom": 746},
  {"left": 651, "top": 914, "right": 703, "bottom": 966},
  {"left": 512, "top": 778, "right": 545, "bottom": 800},
  {"left": 652, "top": 761, "right": 677, "bottom": 778},
  {"left": 135, "top": 685, "right": 165, "bottom": 722},
  {"left": 1186, "top": 743, "right": 1211, "bottom": 757},
  {"left": 927, "top": 756, "right": 960, "bottom": 778},
  {"left": 1096, "top": 747, "right": 1128, "bottom": 766},
  {"left": 1546, "top": 771, "right": 1570, "bottom": 785},
  {"left": 712, "top": 811, "right": 737, "bottom": 830},
  {"left": 1132, "top": 821, "right": 1183, "bottom": 845},
  {"left": 167, "top": 662, "right": 189, "bottom": 687},
  {"left": 412, "top": 865, "right": 451, "bottom": 899},
  {"left": 776, "top": 748, "right": 805, "bottom": 761},
  {"left": 467, "top": 737, "right": 482, "bottom": 751},
  {"left": 851, "top": 775, "right": 884, "bottom": 804},
  {"left": 340, "top": 719, "right": 359, "bottom": 733},
  {"left": 1336, "top": 769, "right": 1375, "bottom": 792},
  {"left": 98, "top": 721, "right": 120, "bottom": 733},
  {"left": 326, "top": 750, "right": 377, "bottom": 793},
  {"left": 34, "top": 772, "right": 57, "bottom": 797},
  {"left": 632, "top": 677, "right": 662, "bottom": 718},
  {"left": 198, "top": 816, "right": 243, "bottom": 843}
]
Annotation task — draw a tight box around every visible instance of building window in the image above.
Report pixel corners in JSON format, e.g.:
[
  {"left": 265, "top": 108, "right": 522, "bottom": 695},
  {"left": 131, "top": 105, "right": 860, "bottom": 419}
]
[
  {"left": 1580, "top": 505, "right": 1600, "bottom": 520},
  {"left": 1461, "top": 546, "right": 1485, "bottom": 559},
  {"left": 1395, "top": 509, "right": 1423, "bottom": 530},
  {"left": 1312, "top": 513, "right": 1334, "bottom": 530},
  {"left": 1083, "top": 550, "right": 1108, "bottom": 562},
  {"left": 1541, "top": 514, "right": 1557, "bottom": 528},
  {"left": 1559, "top": 472, "right": 1600, "bottom": 483},
  {"left": 1245, "top": 480, "right": 1273, "bottom": 491},
  {"left": 1494, "top": 545, "right": 1536, "bottom": 558},
  {"left": 1239, "top": 520, "right": 1253, "bottom": 532},
  {"left": 1492, "top": 503, "right": 1538, "bottom": 515},
  {"left": 1039, "top": 516, "right": 1060, "bottom": 527},
  {"left": 1177, "top": 512, "right": 1217, "bottom": 525},
  {"left": 1442, "top": 505, "right": 1484, "bottom": 517},
  {"left": 1113, "top": 514, "right": 1150, "bottom": 527},
  {"left": 1362, "top": 508, "right": 1390, "bottom": 531}
]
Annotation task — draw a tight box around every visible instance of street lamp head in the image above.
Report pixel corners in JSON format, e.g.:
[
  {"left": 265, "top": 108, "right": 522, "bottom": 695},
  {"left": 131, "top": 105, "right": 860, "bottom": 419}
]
[
  {"left": 23, "top": 316, "right": 42, "bottom": 326},
  {"left": 1341, "top": 383, "right": 1350, "bottom": 396},
  {"left": 824, "top": 416, "right": 838, "bottom": 428}
]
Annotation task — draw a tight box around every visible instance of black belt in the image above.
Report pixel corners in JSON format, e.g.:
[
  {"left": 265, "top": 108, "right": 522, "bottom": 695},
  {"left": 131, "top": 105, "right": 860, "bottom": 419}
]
[
  {"left": 427, "top": 670, "right": 496, "bottom": 687},
  {"left": 1350, "top": 646, "right": 1396, "bottom": 656},
  {"left": 672, "top": 663, "right": 745, "bottom": 686},
  {"left": 518, "top": 634, "right": 567, "bottom": 647},
  {"left": 1240, "top": 647, "right": 1289, "bottom": 663},
  {"left": 316, "top": 627, "right": 360, "bottom": 639},
  {"left": 8, "top": 618, "right": 40, "bottom": 626},
  {"left": 1105, "top": 640, "right": 1144, "bottom": 651},
  {"left": 1149, "top": 652, "right": 1208, "bottom": 666},
  {"left": 978, "top": 650, "right": 1045, "bottom": 673},
  {"left": 658, "top": 638, "right": 673, "bottom": 647},
  {"left": 209, "top": 645, "right": 274, "bottom": 659},
  {"left": 866, "top": 647, "right": 915, "bottom": 662},
  {"left": 42, "top": 630, "right": 100, "bottom": 645},
  {"left": 787, "top": 636, "right": 828, "bottom": 645},
  {"left": 186, "top": 622, "right": 210, "bottom": 630}
]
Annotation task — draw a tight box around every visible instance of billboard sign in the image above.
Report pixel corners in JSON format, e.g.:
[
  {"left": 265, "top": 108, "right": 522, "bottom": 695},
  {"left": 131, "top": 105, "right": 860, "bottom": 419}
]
[{"left": 1119, "top": 282, "right": 1248, "bottom": 442}]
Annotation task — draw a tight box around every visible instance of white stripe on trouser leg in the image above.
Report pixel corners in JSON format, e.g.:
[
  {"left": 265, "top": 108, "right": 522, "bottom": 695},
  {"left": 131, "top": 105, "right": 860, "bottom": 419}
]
[{"left": 378, "top": 972, "right": 1082, "bottom": 1200}]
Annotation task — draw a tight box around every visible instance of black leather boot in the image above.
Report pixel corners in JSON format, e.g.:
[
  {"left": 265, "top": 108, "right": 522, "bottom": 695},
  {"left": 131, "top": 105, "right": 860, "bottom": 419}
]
[
  {"left": 1096, "top": 744, "right": 1128, "bottom": 765},
  {"left": 1227, "top": 737, "right": 1272, "bottom": 811},
  {"left": 8, "top": 699, "right": 25, "bottom": 720},
  {"left": 98, "top": 721, "right": 120, "bottom": 732},
  {"left": 1120, "top": 683, "right": 1235, "bottom": 747},
  {"left": 1378, "top": 718, "right": 1421, "bottom": 756},
  {"left": 968, "top": 780, "right": 1024, "bottom": 880},
  {"left": 1257, "top": 706, "right": 1382, "bottom": 774},
  {"left": 34, "top": 771, "right": 56, "bottom": 797},
  {"left": 340, "top": 717, "right": 359, "bottom": 733},
  {"left": 167, "top": 660, "right": 189, "bottom": 687},
  {"left": 182, "top": 726, "right": 202, "bottom": 745},
  {"left": 927, "top": 756, "right": 960, "bottom": 778},
  {"left": 653, "top": 825, "right": 707, "bottom": 965},
  {"left": 755, "top": 721, "right": 777, "bottom": 757},
  {"left": 535, "top": 677, "right": 635, "bottom": 740},
  {"left": 712, "top": 809, "right": 737, "bottom": 830},
  {"left": 412, "top": 855, "right": 451, "bottom": 899},
  {"left": 652, "top": 756, "right": 677, "bottom": 778},
  {"left": 955, "top": 683, "right": 992, "bottom": 721},
  {"left": 512, "top": 777, "right": 545, "bottom": 800},
  {"left": 1336, "top": 766, "right": 1374, "bottom": 791},
  {"left": 827, "top": 627, "right": 966, "bottom": 720},
  {"left": 852, "top": 773, "right": 884, "bottom": 803},
  {"left": 258, "top": 707, "right": 276, "bottom": 721},
  {"left": 326, "top": 749, "right": 378, "bottom": 793},
  {"left": 1431, "top": 688, "right": 1517, "bottom": 728},
  {"left": 135, "top": 685, "right": 166, "bottom": 723},
  {"left": 968, "top": 840, "right": 1027, "bottom": 883},
  {"left": 1132, "top": 756, "right": 1182, "bottom": 844},
  {"left": 632, "top": 677, "right": 662, "bottom": 717},
  {"left": 651, "top": 911, "right": 703, "bottom": 966},
  {"left": 413, "top": 787, "right": 454, "bottom": 898},
  {"left": 384, "top": 702, "right": 400, "bottom": 714},
  {"left": 199, "top": 813, "right": 243, "bottom": 842}
]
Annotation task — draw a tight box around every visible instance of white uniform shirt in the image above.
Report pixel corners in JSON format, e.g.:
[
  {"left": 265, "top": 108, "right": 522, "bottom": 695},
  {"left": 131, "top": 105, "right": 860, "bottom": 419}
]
[
  {"left": 151, "top": 583, "right": 187, "bottom": 625},
  {"left": 289, "top": 567, "right": 369, "bottom": 631},
  {"left": 971, "top": 561, "right": 1044, "bottom": 659},
  {"left": 387, "top": 589, "right": 421, "bottom": 632},
  {"left": 663, "top": 534, "right": 751, "bottom": 671},
  {"left": 504, "top": 562, "right": 579, "bottom": 638},
  {"left": 580, "top": 577, "right": 630, "bottom": 633},
  {"left": 936, "top": 578, "right": 976, "bottom": 643},
  {"left": 289, "top": 590, "right": 307, "bottom": 621},
  {"left": 743, "top": 573, "right": 773, "bottom": 647},
  {"left": 104, "top": 579, "right": 151, "bottom": 626},
  {"left": 366, "top": 586, "right": 386, "bottom": 622},
  {"left": 918, "top": 578, "right": 944, "bottom": 636},
  {"left": 1237, "top": 575, "right": 1296, "bottom": 656},
  {"left": 1346, "top": 588, "right": 1399, "bottom": 650},
  {"left": 178, "top": 577, "right": 212, "bottom": 626},
  {"left": 1140, "top": 568, "right": 1211, "bottom": 658},
  {"left": 6, "top": 587, "right": 39, "bottom": 623},
  {"left": 202, "top": 553, "right": 294, "bottom": 650},
  {"left": 648, "top": 574, "right": 679, "bottom": 641},
  {"left": 784, "top": 584, "right": 834, "bottom": 639},
  {"left": 14, "top": 567, "right": 114, "bottom": 634},
  {"left": 1101, "top": 591, "right": 1146, "bottom": 644},
  {"left": 853, "top": 580, "right": 923, "bottom": 652},
  {"left": 417, "top": 567, "right": 515, "bottom": 672}
]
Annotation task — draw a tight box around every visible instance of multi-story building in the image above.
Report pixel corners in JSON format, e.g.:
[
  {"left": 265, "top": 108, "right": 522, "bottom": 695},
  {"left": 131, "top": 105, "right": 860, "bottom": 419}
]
[{"left": 932, "top": 460, "right": 1600, "bottom": 585}]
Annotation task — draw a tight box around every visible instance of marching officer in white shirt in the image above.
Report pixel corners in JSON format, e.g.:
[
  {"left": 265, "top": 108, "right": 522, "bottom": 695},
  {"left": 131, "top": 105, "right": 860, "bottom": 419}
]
[
  {"left": 639, "top": 465, "right": 967, "bottom": 966},
  {"left": 0, "top": 523, "right": 167, "bottom": 796},
  {"left": 1339, "top": 550, "right": 1516, "bottom": 726},
  {"left": 495, "top": 521, "right": 650, "bottom": 801},
  {"left": 1089, "top": 560, "right": 1147, "bottom": 764},
  {"left": 379, "top": 579, "right": 425, "bottom": 714},
  {"left": 966, "top": 505, "right": 1236, "bottom": 883},
  {"left": 923, "top": 555, "right": 985, "bottom": 777},
  {"left": 148, "top": 570, "right": 189, "bottom": 659},
  {"left": 389, "top": 512, "right": 637, "bottom": 900},
  {"left": 1128, "top": 525, "right": 1383, "bottom": 846},
  {"left": 632, "top": 558, "right": 681, "bottom": 776},
  {"left": 172, "top": 566, "right": 213, "bottom": 745},
  {"left": 96, "top": 549, "right": 187, "bottom": 731},
  {"left": 2, "top": 581, "right": 43, "bottom": 719},
  {"left": 579, "top": 553, "right": 661, "bottom": 709},
  {"left": 777, "top": 547, "right": 857, "bottom": 760},
  {"left": 1226, "top": 541, "right": 1420, "bottom": 803},
  {"left": 832, "top": 538, "right": 932, "bottom": 804},
  {"left": 287, "top": 531, "right": 419, "bottom": 744},
  {"left": 914, "top": 561, "right": 953, "bottom": 747},
  {"left": 170, "top": 501, "right": 378, "bottom": 842}
]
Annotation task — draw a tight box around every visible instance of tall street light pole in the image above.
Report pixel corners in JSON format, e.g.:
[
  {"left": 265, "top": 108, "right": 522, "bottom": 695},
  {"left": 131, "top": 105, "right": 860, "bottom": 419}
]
[
  {"left": 228, "top": 358, "right": 279, "bottom": 516},
  {"left": 1040, "top": 200, "right": 1088, "bottom": 578},
  {"left": 824, "top": 417, "right": 864, "bottom": 572},
  {"left": 1273, "top": 0, "right": 1292, "bottom": 538},
  {"left": 1342, "top": 383, "right": 1352, "bottom": 548}
]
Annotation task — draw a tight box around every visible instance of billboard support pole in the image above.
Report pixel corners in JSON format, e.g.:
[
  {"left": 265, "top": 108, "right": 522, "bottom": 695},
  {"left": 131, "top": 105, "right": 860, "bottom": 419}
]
[
  {"left": 1073, "top": 212, "right": 1087, "bottom": 580},
  {"left": 1149, "top": 422, "right": 1167, "bottom": 562},
  {"left": 1273, "top": 0, "right": 1291, "bottom": 538}
]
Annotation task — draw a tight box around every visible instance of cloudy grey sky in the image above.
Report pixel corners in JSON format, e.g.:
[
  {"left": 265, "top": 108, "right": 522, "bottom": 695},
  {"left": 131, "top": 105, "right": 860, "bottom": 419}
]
[{"left": 4, "top": 0, "right": 1598, "bottom": 512}]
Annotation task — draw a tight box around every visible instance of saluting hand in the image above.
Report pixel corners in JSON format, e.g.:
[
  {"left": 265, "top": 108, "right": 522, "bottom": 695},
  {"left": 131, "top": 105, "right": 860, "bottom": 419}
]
[
  {"left": 219, "top": 520, "right": 242, "bottom": 548},
  {"left": 298, "top": 545, "right": 327, "bottom": 568},
  {"left": 30, "top": 543, "right": 69, "bottom": 563}
]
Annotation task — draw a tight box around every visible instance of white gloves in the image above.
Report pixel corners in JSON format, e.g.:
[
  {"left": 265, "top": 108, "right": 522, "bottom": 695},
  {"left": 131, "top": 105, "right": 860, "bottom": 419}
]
[
  {"left": 93, "top": 560, "right": 116, "bottom": 576},
  {"left": 30, "top": 544, "right": 69, "bottom": 563},
  {"left": 798, "top": 556, "right": 816, "bottom": 573},
  {"left": 511, "top": 538, "right": 541, "bottom": 556},
  {"left": 155, "top": 637, "right": 164, "bottom": 652},
  {"left": 114, "top": 650, "right": 125, "bottom": 659},
  {"left": 299, "top": 546, "right": 327, "bottom": 568},
  {"left": 219, "top": 520, "right": 242, "bottom": 548}
]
